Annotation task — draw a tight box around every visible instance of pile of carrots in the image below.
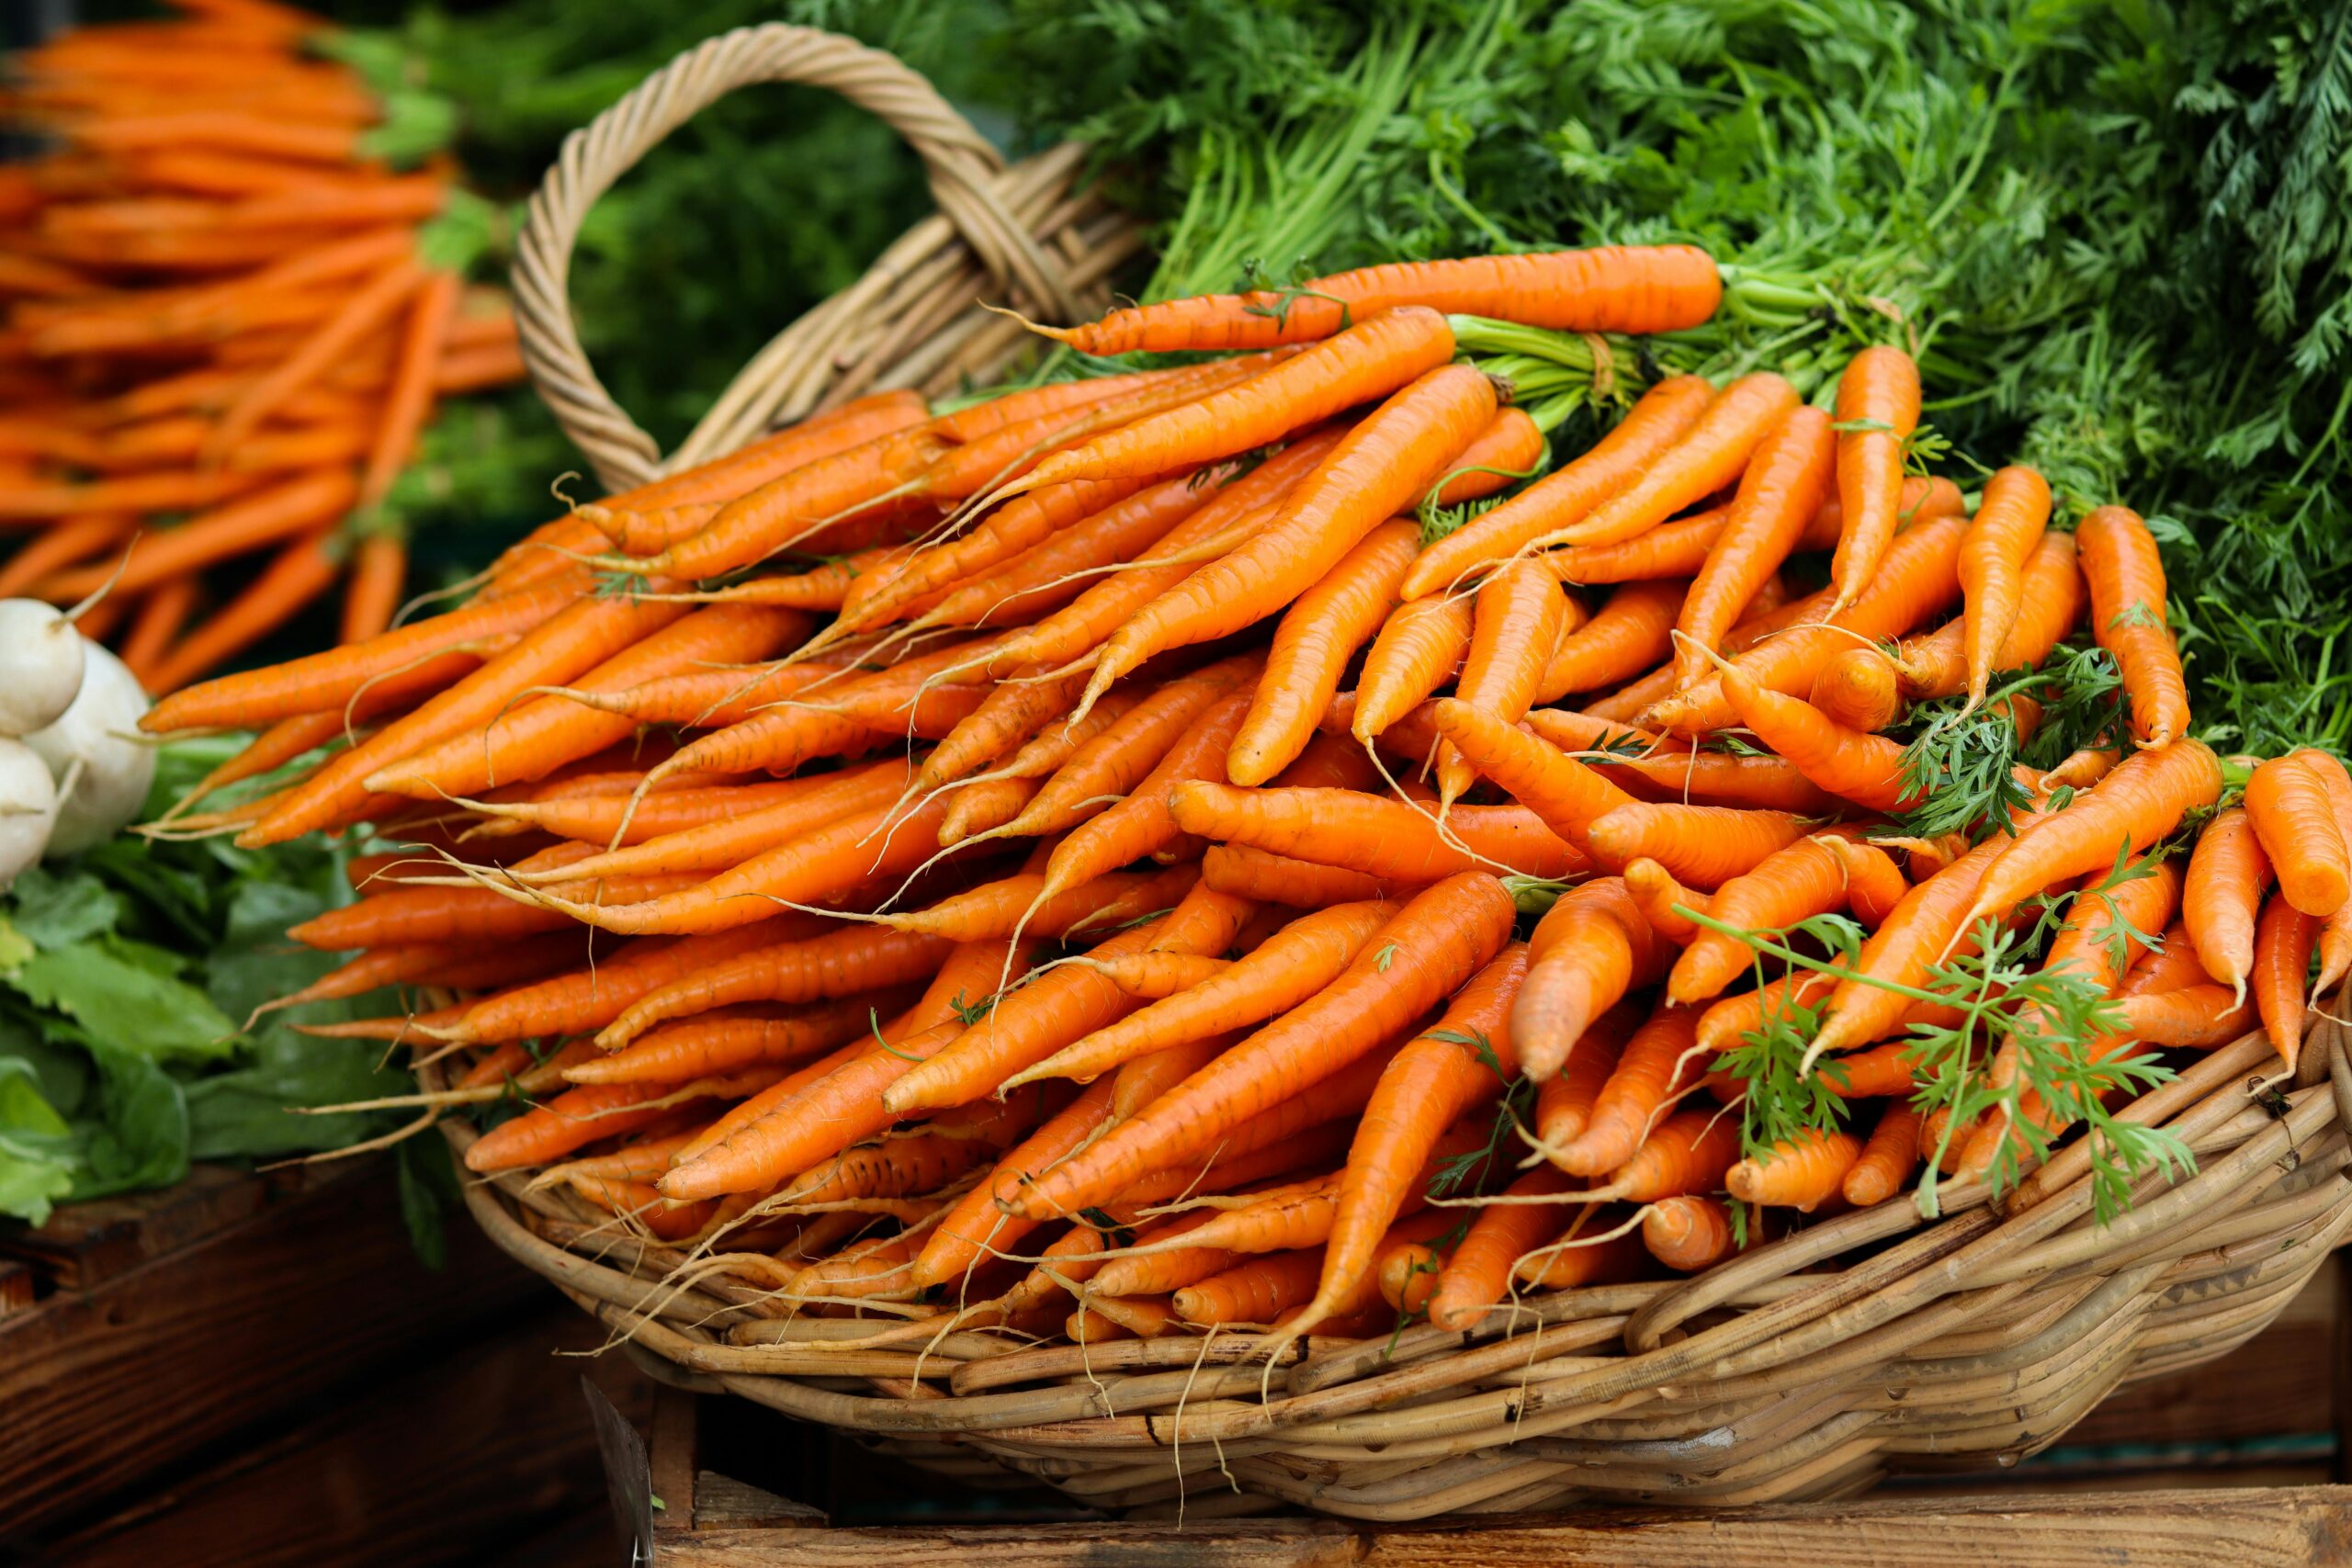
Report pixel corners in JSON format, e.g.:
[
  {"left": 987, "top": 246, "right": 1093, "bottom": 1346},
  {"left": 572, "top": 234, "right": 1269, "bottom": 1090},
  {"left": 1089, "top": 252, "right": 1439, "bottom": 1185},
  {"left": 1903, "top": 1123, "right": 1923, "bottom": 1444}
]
[
  {"left": 0, "top": 0, "right": 526, "bottom": 693},
  {"left": 140, "top": 242, "right": 2293, "bottom": 1348}
]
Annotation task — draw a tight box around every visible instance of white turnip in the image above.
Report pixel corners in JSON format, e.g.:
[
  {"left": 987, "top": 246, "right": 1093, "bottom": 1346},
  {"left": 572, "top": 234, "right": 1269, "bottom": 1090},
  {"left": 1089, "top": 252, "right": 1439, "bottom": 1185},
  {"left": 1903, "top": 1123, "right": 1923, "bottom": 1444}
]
[
  {"left": 27, "top": 643, "right": 154, "bottom": 857},
  {"left": 0, "top": 738, "right": 57, "bottom": 887},
  {"left": 0, "top": 599, "right": 87, "bottom": 739}
]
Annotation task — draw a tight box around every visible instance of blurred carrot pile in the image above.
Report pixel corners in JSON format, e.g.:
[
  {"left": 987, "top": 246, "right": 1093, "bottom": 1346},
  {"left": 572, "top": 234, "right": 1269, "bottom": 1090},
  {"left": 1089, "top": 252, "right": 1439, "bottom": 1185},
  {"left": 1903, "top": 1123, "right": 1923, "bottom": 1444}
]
[{"left": 0, "top": 0, "right": 526, "bottom": 694}]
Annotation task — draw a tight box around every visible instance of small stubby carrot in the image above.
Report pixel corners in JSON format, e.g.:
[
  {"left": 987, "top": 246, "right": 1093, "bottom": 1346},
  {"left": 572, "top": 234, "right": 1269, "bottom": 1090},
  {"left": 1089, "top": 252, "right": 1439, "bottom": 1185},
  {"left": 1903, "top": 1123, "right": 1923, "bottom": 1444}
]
[
  {"left": 1818, "top": 834, "right": 1911, "bottom": 930},
  {"left": 1403, "top": 375, "right": 1716, "bottom": 598},
  {"left": 1825, "top": 345, "right": 1922, "bottom": 616},
  {"left": 1806, "top": 649, "right": 1901, "bottom": 734},
  {"left": 1012, "top": 308, "right": 1454, "bottom": 502},
  {"left": 1229, "top": 520, "right": 1419, "bottom": 785},
  {"left": 1426, "top": 698, "right": 1638, "bottom": 855},
  {"left": 1954, "top": 465, "right": 2053, "bottom": 710},
  {"left": 1547, "top": 1002, "right": 1708, "bottom": 1177},
  {"left": 2244, "top": 751, "right": 2348, "bottom": 919},
  {"left": 1843, "top": 1102, "right": 1927, "bottom": 1206},
  {"left": 1296, "top": 942, "right": 1530, "bottom": 1330},
  {"left": 2253, "top": 894, "right": 2321, "bottom": 1070},
  {"left": 2077, "top": 504, "right": 2190, "bottom": 748},
  {"left": 1436, "top": 558, "right": 1572, "bottom": 806},
  {"left": 1035, "top": 247, "right": 1723, "bottom": 355},
  {"left": 1533, "top": 1001, "right": 1642, "bottom": 1151},
  {"left": 1726, "top": 1127, "right": 1862, "bottom": 1210},
  {"left": 1078, "top": 363, "right": 1497, "bottom": 716},
  {"left": 1514, "top": 877, "right": 1669, "bottom": 1082},
  {"left": 1378, "top": 1241, "right": 1451, "bottom": 1316},
  {"left": 1170, "top": 783, "right": 1586, "bottom": 883},
  {"left": 1643, "top": 1198, "right": 1769, "bottom": 1272},
  {"left": 1352, "top": 593, "right": 1476, "bottom": 742},
  {"left": 1717, "top": 667, "right": 1917, "bottom": 814},
  {"left": 2185, "top": 806, "right": 2274, "bottom": 1003},
  {"left": 1532, "top": 580, "right": 1684, "bottom": 705},
  {"left": 1670, "top": 833, "right": 1863, "bottom": 1005},
  {"left": 1957, "top": 741, "right": 2224, "bottom": 936},
  {"left": 1012, "top": 874, "right": 1515, "bottom": 1221},
  {"left": 1547, "top": 373, "right": 1800, "bottom": 549},
  {"left": 1624, "top": 859, "right": 1710, "bottom": 945},
  {"left": 1586, "top": 801, "right": 1807, "bottom": 889},
  {"left": 1673, "top": 404, "right": 1838, "bottom": 688},
  {"left": 1003, "top": 901, "right": 1392, "bottom": 1090}
]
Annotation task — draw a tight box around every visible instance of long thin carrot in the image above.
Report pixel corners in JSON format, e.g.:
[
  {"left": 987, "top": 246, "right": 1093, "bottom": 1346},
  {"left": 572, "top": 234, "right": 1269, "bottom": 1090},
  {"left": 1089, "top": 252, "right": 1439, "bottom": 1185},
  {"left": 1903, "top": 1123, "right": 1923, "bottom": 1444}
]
[
  {"left": 1426, "top": 698, "right": 1638, "bottom": 855},
  {"left": 1585, "top": 801, "right": 1807, "bottom": 889},
  {"left": 1548, "top": 1003, "right": 1705, "bottom": 1176},
  {"left": 1436, "top": 558, "right": 1572, "bottom": 807},
  {"left": 1672, "top": 404, "right": 1837, "bottom": 687},
  {"left": 565, "top": 998, "right": 896, "bottom": 1086},
  {"left": 1170, "top": 784, "right": 1585, "bottom": 883},
  {"left": 1229, "top": 520, "right": 1419, "bottom": 784},
  {"left": 1544, "top": 373, "right": 1799, "bottom": 548},
  {"left": 1031, "top": 689, "right": 1256, "bottom": 907},
  {"left": 1533, "top": 580, "right": 1683, "bottom": 704},
  {"left": 2077, "top": 504, "right": 2190, "bottom": 749},
  {"left": 209, "top": 251, "right": 424, "bottom": 457},
  {"left": 1824, "top": 345, "right": 1921, "bottom": 615},
  {"left": 1953, "top": 465, "right": 2052, "bottom": 710},
  {"left": 2253, "top": 893, "right": 2320, "bottom": 1070}
]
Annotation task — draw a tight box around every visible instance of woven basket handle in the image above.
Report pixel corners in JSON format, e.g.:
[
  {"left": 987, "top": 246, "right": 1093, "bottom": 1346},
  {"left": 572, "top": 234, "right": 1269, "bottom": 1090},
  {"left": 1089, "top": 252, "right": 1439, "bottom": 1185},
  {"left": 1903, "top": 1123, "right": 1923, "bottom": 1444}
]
[{"left": 511, "top": 23, "right": 1088, "bottom": 493}]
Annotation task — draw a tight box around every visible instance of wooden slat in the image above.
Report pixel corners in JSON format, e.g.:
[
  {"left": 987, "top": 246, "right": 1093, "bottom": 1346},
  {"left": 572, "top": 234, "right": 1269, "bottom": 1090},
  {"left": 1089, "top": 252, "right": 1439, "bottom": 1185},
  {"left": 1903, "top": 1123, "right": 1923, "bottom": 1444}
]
[
  {"left": 0, "top": 1164, "right": 288, "bottom": 1288},
  {"left": 0, "top": 1155, "right": 544, "bottom": 1537},
  {"left": 653, "top": 1485, "right": 2352, "bottom": 1566}
]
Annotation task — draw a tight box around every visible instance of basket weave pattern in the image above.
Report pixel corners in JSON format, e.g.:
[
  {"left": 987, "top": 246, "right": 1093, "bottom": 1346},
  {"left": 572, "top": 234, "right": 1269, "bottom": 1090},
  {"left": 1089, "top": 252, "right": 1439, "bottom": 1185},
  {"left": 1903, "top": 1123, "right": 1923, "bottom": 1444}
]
[{"left": 474, "top": 28, "right": 2352, "bottom": 1522}]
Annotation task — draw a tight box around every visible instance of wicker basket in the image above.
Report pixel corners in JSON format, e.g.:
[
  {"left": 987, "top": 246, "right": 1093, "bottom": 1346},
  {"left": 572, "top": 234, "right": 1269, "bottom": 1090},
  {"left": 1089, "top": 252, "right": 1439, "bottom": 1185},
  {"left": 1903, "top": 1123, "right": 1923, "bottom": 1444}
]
[{"left": 458, "top": 27, "right": 2352, "bottom": 1523}]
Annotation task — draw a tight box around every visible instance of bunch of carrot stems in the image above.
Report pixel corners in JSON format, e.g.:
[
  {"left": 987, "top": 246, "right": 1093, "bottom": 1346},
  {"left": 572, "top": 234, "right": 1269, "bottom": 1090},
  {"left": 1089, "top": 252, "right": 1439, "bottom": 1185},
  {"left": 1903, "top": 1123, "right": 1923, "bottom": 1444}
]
[
  {"left": 0, "top": 0, "right": 526, "bottom": 693},
  {"left": 139, "top": 242, "right": 2287, "bottom": 1347}
]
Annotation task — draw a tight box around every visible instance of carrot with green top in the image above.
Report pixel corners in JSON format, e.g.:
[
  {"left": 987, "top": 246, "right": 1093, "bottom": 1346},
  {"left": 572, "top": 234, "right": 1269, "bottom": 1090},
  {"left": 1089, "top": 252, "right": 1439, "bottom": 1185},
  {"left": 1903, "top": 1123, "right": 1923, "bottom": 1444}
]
[
  {"left": 1673, "top": 404, "right": 1838, "bottom": 687},
  {"left": 1074, "top": 364, "right": 1497, "bottom": 718},
  {"left": 1544, "top": 373, "right": 1799, "bottom": 549},
  {"left": 1405, "top": 375, "right": 1715, "bottom": 597},
  {"left": 2077, "top": 504, "right": 2189, "bottom": 748},
  {"left": 1229, "top": 520, "right": 1419, "bottom": 785},
  {"left": 1824, "top": 345, "right": 1921, "bottom": 616}
]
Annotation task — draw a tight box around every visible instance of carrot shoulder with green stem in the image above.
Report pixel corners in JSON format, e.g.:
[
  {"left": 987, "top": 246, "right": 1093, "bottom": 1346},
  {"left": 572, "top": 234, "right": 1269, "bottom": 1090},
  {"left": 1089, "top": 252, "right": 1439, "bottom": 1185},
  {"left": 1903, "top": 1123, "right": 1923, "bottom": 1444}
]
[
  {"left": 1071, "top": 362, "right": 1497, "bottom": 720},
  {"left": 1008, "top": 873, "right": 1516, "bottom": 1222},
  {"left": 1824, "top": 344, "right": 1921, "bottom": 617}
]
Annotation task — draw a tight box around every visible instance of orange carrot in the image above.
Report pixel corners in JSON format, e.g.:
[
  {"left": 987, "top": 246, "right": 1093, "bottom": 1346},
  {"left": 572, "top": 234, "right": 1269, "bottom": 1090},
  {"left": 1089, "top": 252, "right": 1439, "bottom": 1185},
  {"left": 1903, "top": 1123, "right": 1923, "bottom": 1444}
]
[
  {"left": 1805, "top": 649, "right": 1901, "bottom": 734},
  {"left": 1533, "top": 1001, "right": 1642, "bottom": 1151},
  {"left": 1426, "top": 698, "right": 1638, "bottom": 855},
  {"left": 1170, "top": 784, "right": 1586, "bottom": 883},
  {"left": 1670, "top": 833, "right": 1860, "bottom": 1004},
  {"left": 1726, "top": 1127, "right": 1862, "bottom": 1210},
  {"left": 1548, "top": 1004, "right": 1706, "bottom": 1176},
  {"left": 565, "top": 999, "right": 892, "bottom": 1086},
  {"left": 1842, "top": 1102, "right": 1926, "bottom": 1206},
  {"left": 1673, "top": 403, "right": 1837, "bottom": 686},
  {"left": 1716, "top": 667, "right": 1917, "bottom": 813},
  {"left": 2185, "top": 806, "right": 2274, "bottom": 1002},
  {"left": 1825, "top": 345, "right": 1921, "bottom": 615},
  {"left": 2253, "top": 894, "right": 2320, "bottom": 1069},
  {"left": 1352, "top": 592, "right": 1475, "bottom": 743},
  {"left": 1229, "top": 520, "right": 1419, "bottom": 784},
  {"left": 2244, "top": 750, "right": 2348, "bottom": 919},
  {"left": 1546, "top": 373, "right": 1799, "bottom": 548},
  {"left": 1533, "top": 579, "right": 1684, "bottom": 704},
  {"left": 1954, "top": 466, "right": 2052, "bottom": 710},
  {"left": 1623, "top": 859, "right": 1710, "bottom": 945},
  {"left": 1513, "top": 877, "right": 1670, "bottom": 1081},
  {"left": 1585, "top": 801, "right": 1808, "bottom": 889},
  {"left": 2077, "top": 505, "right": 2189, "bottom": 748},
  {"left": 1436, "top": 558, "right": 1571, "bottom": 806}
]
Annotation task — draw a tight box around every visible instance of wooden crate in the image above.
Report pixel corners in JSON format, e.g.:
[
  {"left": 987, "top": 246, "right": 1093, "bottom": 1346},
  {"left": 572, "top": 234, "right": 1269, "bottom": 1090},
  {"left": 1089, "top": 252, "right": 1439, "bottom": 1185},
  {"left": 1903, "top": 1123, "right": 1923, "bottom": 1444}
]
[
  {"left": 609, "top": 1251, "right": 2352, "bottom": 1566},
  {"left": 0, "top": 1157, "right": 657, "bottom": 1567}
]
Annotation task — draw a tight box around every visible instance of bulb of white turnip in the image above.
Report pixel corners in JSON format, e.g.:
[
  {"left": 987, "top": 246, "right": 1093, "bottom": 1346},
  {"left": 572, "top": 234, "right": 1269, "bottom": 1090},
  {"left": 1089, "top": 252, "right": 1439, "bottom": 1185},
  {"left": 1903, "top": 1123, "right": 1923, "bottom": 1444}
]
[
  {"left": 0, "top": 599, "right": 87, "bottom": 739},
  {"left": 27, "top": 642, "right": 154, "bottom": 858},
  {"left": 0, "top": 738, "right": 58, "bottom": 887}
]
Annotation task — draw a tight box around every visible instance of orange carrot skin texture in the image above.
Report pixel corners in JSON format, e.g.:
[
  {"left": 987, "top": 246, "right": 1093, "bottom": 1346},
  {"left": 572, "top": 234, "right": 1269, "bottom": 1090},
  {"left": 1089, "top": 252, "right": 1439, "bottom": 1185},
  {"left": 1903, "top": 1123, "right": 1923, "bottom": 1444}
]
[
  {"left": 444, "top": 917, "right": 823, "bottom": 1044},
  {"left": 595, "top": 926, "right": 956, "bottom": 1048},
  {"left": 1001, "top": 654, "right": 1262, "bottom": 840},
  {"left": 1717, "top": 669, "right": 1917, "bottom": 813},
  {"left": 1553, "top": 373, "right": 1800, "bottom": 548},
  {"left": 1671, "top": 834, "right": 1860, "bottom": 1005},
  {"left": 1820, "top": 835, "right": 1911, "bottom": 930},
  {"left": 1892, "top": 531, "right": 2084, "bottom": 701},
  {"left": 467, "top": 1075, "right": 768, "bottom": 1174},
  {"left": 1308, "top": 943, "right": 1530, "bottom": 1324},
  {"left": 511, "top": 760, "right": 916, "bottom": 885},
  {"left": 1170, "top": 784, "right": 1586, "bottom": 883},
  {"left": 1038, "top": 690, "right": 1254, "bottom": 899},
  {"left": 1550, "top": 1003, "right": 1706, "bottom": 1176},
  {"left": 1353, "top": 594, "right": 1475, "bottom": 739},
  {"left": 1404, "top": 375, "right": 1715, "bottom": 598},
  {"left": 2254, "top": 894, "right": 2320, "bottom": 1068},
  {"left": 1535, "top": 1001, "right": 1642, "bottom": 1149},
  {"left": 1083, "top": 953, "right": 1236, "bottom": 1001},
  {"left": 288, "top": 873, "right": 696, "bottom": 951},
  {"left": 1204, "top": 845, "right": 1409, "bottom": 907},
  {"left": 1426, "top": 1164, "right": 1577, "bottom": 1329},
  {"left": 1646, "top": 514, "right": 1966, "bottom": 734},
  {"left": 1514, "top": 878, "right": 1668, "bottom": 1081},
  {"left": 1585, "top": 802, "right": 1807, "bottom": 890},
  {"left": 1642, "top": 1197, "right": 1751, "bottom": 1271},
  {"left": 1427, "top": 699, "right": 1638, "bottom": 855},
  {"left": 2295, "top": 750, "right": 2352, "bottom": 995},
  {"left": 1624, "top": 859, "right": 1709, "bottom": 944},
  {"left": 565, "top": 1000, "right": 886, "bottom": 1085},
  {"left": 2244, "top": 751, "right": 2348, "bottom": 918},
  {"left": 1012, "top": 874, "right": 1516, "bottom": 1221},
  {"left": 1552, "top": 475, "right": 1955, "bottom": 587},
  {"left": 1430, "top": 407, "right": 1547, "bottom": 507},
  {"left": 915, "top": 1077, "right": 1118, "bottom": 1290},
  {"left": 1230, "top": 520, "right": 1419, "bottom": 784},
  {"left": 1020, "top": 307, "right": 1455, "bottom": 493},
  {"left": 1960, "top": 741, "right": 2224, "bottom": 932},
  {"left": 2114, "top": 985, "right": 2258, "bottom": 1047},
  {"left": 1043, "top": 247, "right": 1723, "bottom": 355},
  {"left": 1956, "top": 466, "right": 2053, "bottom": 708},
  {"left": 1826, "top": 345, "right": 1922, "bottom": 614},
  {"left": 1808, "top": 830, "right": 2014, "bottom": 1059},
  {"left": 1843, "top": 1102, "right": 1927, "bottom": 1205},
  {"left": 2077, "top": 505, "right": 2190, "bottom": 748},
  {"left": 364, "top": 604, "right": 801, "bottom": 798},
  {"left": 1674, "top": 403, "right": 1838, "bottom": 686},
  {"left": 1438, "top": 558, "right": 1571, "bottom": 803},
  {"left": 1535, "top": 579, "right": 1684, "bottom": 705},
  {"left": 1726, "top": 1127, "right": 1863, "bottom": 1210},
  {"left": 1085, "top": 363, "right": 1497, "bottom": 704},
  {"left": 1807, "top": 649, "right": 1902, "bottom": 734},
  {"left": 2186, "top": 807, "right": 2274, "bottom": 998}
]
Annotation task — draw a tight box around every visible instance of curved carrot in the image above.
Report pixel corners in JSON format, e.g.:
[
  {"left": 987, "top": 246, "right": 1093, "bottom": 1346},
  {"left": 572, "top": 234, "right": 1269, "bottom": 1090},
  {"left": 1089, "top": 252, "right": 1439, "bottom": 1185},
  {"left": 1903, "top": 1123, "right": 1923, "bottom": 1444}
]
[
  {"left": 1889, "top": 531, "right": 2083, "bottom": 701},
  {"left": 1806, "top": 648, "right": 1901, "bottom": 734},
  {"left": 2185, "top": 807, "right": 2273, "bottom": 1001},
  {"left": 1717, "top": 668, "right": 1917, "bottom": 813},
  {"left": 1437, "top": 558, "right": 1571, "bottom": 806},
  {"left": 1426, "top": 698, "right": 1638, "bottom": 854},
  {"left": 1547, "top": 373, "right": 1799, "bottom": 548},
  {"left": 1673, "top": 404, "right": 1838, "bottom": 686},
  {"left": 1404, "top": 375, "right": 1715, "bottom": 598},
  {"left": 1825, "top": 345, "right": 1921, "bottom": 615},
  {"left": 2112, "top": 985, "right": 2258, "bottom": 1047},
  {"left": 1352, "top": 593, "right": 1475, "bottom": 741},
  {"left": 2077, "top": 505, "right": 2189, "bottom": 748},
  {"left": 1036, "top": 247, "right": 1723, "bottom": 355},
  {"left": 1202, "top": 845, "right": 1408, "bottom": 907},
  {"left": 1818, "top": 834, "right": 1910, "bottom": 930},
  {"left": 1228, "top": 520, "right": 1419, "bottom": 784},
  {"left": 1534, "top": 1001, "right": 1642, "bottom": 1151},
  {"left": 1727, "top": 1127, "right": 1861, "bottom": 1210},
  {"left": 1533, "top": 579, "right": 1683, "bottom": 704},
  {"left": 1624, "top": 859, "right": 1710, "bottom": 945},
  {"left": 914, "top": 1077, "right": 1118, "bottom": 1291}
]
